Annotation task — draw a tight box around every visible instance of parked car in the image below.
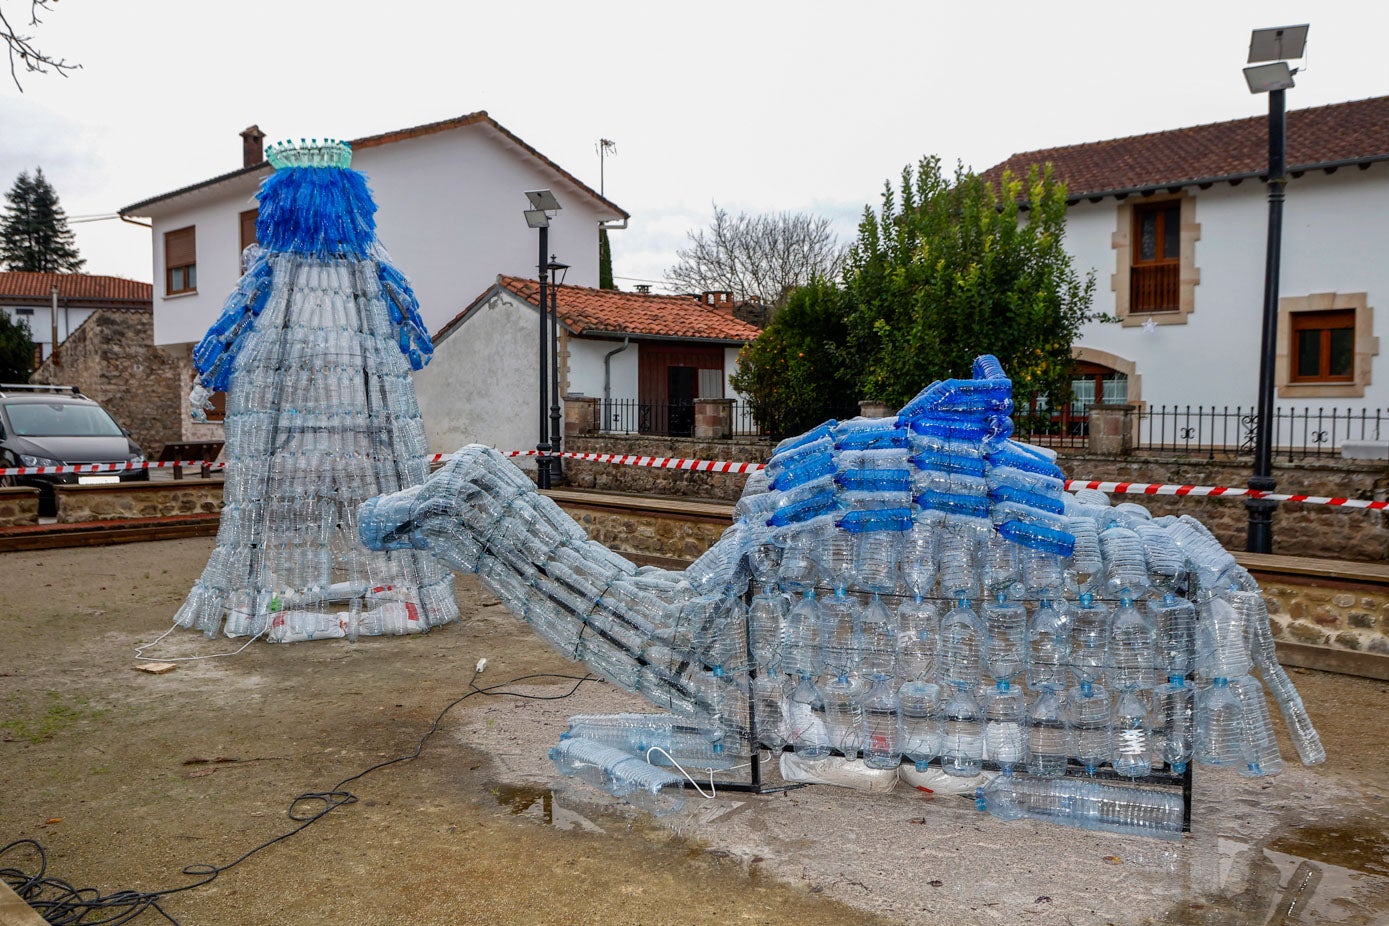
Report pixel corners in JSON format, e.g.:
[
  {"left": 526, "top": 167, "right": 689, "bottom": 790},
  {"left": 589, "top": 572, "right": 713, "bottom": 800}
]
[{"left": 0, "top": 384, "right": 148, "bottom": 515}]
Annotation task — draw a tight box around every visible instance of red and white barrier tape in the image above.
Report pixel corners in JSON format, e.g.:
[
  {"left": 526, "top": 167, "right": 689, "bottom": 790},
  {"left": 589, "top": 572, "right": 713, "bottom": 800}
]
[{"left": 3, "top": 454, "right": 1384, "bottom": 511}]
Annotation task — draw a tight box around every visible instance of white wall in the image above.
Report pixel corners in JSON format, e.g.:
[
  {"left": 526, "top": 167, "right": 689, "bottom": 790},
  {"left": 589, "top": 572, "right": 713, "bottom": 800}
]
[
  {"left": 142, "top": 123, "right": 612, "bottom": 353},
  {"left": 414, "top": 289, "right": 540, "bottom": 457},
  {"left": 1065, "top": 165, "right": 1389, "bottom": 411},
  {"left": 2, "top": 304, "right": 99, "bottom": 360},
  {"left": 567, "top": 336, "right": 637, "bottom": 405},
  {"left": 147, "top": 181, "right": 263, "bottom": 346}
]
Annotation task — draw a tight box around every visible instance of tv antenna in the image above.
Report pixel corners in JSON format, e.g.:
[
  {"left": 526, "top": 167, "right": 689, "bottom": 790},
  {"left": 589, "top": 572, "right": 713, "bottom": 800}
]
[{"left": 597, "top": 138, "right": 617, "bottom": 197}]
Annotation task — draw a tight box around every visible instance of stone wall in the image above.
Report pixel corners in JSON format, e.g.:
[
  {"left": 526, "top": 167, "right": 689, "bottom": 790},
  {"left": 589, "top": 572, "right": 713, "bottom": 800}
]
[
  {"left": 563, "top": 435, "right": 772, "bottom": 502},
  {"left": 1254, "top": 572, "right": 1389, "bottom": 658},
  {"left": 54, "top": 480, "right": 224, "bottom": 523},
  {"left": 558, "top": 502, "right": 729, "bottom": 563},
  {"left": 31, "top": 309, "right": 186, "bottom": 457},
  {"left": 1058, "top": 453, "right": 1389, "bottom": 562},
  {"left": 0, "top": 487, "right": 40, "bottom": 526}
]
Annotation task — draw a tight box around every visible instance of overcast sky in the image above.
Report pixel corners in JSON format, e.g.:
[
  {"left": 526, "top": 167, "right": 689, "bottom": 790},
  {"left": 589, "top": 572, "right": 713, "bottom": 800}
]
[{"left": 3, "top": 1, "right": 1386, "bottom": 296}]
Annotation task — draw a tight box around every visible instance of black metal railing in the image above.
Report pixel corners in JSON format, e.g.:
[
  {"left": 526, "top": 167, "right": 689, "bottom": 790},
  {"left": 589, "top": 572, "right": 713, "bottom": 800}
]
[{"left": 1134, "top": 405, "right": 1387, "bottom": 460}]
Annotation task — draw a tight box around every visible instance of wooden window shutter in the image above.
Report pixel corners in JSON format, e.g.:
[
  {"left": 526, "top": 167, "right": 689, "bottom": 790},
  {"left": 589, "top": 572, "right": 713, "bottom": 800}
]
[
  {"left": 165, "top": 226, "right": 196, "bottom": 266},
  {"left": 239, "top": 209, "right": 258, "bottom": 252}
]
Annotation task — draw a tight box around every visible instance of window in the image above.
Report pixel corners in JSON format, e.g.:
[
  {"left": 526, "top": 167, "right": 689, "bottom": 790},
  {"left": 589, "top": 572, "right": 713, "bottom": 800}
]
[
  {"left": 165, "top": 226, "right": 197, "bottom": 295},
  {"left": 15, "top": 307, "right": 33, "bottom": 316},
  {"left": 1277, "top": 293, "right": 1375, "bottom": 398},
  {"left": 1112, "top": 194, "right": 1199, "bottom": 326},
  {"left": 1131, "top": 202, "right": 1180, "bottom": 313},
  {"left": 239, "top": 209, "right": 258, "bottom": 254},
  {"left": 1291, "top": 310, "right": 1355, "bottom": 382}
]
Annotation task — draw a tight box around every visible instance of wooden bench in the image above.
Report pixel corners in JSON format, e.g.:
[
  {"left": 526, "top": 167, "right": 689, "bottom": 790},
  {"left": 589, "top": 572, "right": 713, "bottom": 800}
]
[{"left": 156, "top": 440, "right": 224, "bottom": 479}]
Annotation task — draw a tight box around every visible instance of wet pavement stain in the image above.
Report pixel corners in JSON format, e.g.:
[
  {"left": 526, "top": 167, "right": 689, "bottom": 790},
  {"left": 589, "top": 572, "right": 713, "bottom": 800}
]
[
  {"left": 494, "top": 784, "right": 553, "bottom": 824},
  {"left": 1266, "top": 823, "right": 1389, "bottom": 877}
]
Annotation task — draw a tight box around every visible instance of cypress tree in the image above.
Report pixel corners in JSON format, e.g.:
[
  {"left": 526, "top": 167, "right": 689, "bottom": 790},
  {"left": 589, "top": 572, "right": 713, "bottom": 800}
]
[
  {"left": 1, "top": 168, "right": 85, "bottom": 272},
  {"left": 598, "top": 227, "right": 615, "bottom": 290}
]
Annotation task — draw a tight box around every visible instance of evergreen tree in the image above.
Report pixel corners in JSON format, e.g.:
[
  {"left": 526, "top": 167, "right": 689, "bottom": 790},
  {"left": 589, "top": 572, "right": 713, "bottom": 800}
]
[
  {"left": 599, "top": 227, "right": 616, "bottom": 290},
  {"left": 1, "top": 167, "right": 85, "bottom": 272},
  {"left": 0, "top": 311, "right": 36, "bottom": 381}
]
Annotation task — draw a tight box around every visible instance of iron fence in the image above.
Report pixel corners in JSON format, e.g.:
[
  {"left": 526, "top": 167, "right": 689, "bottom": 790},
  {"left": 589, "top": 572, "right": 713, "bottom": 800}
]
[
  {"left": 1134, "top": 405, "right": 1388, "bottom": 460},
  {"left": 592, "top": 399, "right": 1389, "bottom": 460}
]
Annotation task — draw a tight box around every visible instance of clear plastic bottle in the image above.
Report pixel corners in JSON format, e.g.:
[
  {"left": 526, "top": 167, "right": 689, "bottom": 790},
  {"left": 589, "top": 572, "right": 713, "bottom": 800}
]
[
  {"left": 941, "top": 682, "right": 984, "bottom": 777},
  {"left": 789, "top": 675, "right": 831, "bottom": 759},
  {"left": 899, "top": 678, "right": 943, "bottom": 770},
  {"left": 1101, "top": 526, "right": 1150, "bottom": 597},
  {"left": 748, "top": 590, "right": 788, "bottom": 675},
  {"left": 1195, "top": 677, "right": 1247, "bottom": 768},
  {"left": 984, "top": 680, "right": 1026, "bottom": 772},
  {"left": 1152, "top": 676, "right": 1194, "bottom": 773},
  {"left": 820, "top": 588, "right": 858, "bottom": 679},
  {"left": 856, "top": 593, "right": 898, "bottom": 679},
  {"left": 822, "top": 672, "right": 864, "bottom": 756},
  {"left": 776, "top": 528, "right": 822, "bottom": 593},
  {"left": 821, "top": 529, "right": 857, "bottom": 593},
  {"left": 976, "top": 773, "right": 1184, "bottom": 841},
  {"left": 1067, "top": 680, "right": 1113, "bottom": 775},
  {"left": 1067, "top": 517, "right": 1104, "bottom": 591},
  {"left": 938, "top": 596, "right": 984, "bottom": 689},
  {"left": 853, "top": 531, "right": 900, "bottom": 594},
  {"left": 1069, "top": 593, "right": 1111, "bottom": 686},
  {"left": 1025, "top": 687, "right": 1069, "bottom": 778},
  {"left": 752, "top": 673, "right": 790, "bottom": 751},
  {"left": 939, "top": 521, "right": 983, "bottom": 599},
  {"left": 782, "top": 589, "right": 825, "bottom": 679},
  {"left": 860, "top": 674, "right": 903, "bottom": 769},
  {"left": 982, "top": 594, "right": 1027, "bottom": 683},
  {"left": 1196, "top": 595, "right": 1252, "bottom": 681},
  {"left": 1020, "top": 546, "right": 1067, "bottom": 597},
  {"left": 1112, "top": 688, "right": 1153, "bottom": 778},
  {"left": 1025, "top": 599, "right": 1071, "bottom": 692},
  {"left": 1108, "top": 593, "right": 1157, "bottom": 692},
  {"left": 981, "top": 529, "right": 1021, "bottom": 594},
  {"left": 1229, "top": 674, "right": 1285, "bottom": 777},
  {"left": 1148, "top": 593, "right": 1197, "bottom": 680},
  {"left": 899, "top": 525, "right": 939, "bottom": 599},
  {"left": 896, "top": 596, "right": 940, "bottom": 681}
]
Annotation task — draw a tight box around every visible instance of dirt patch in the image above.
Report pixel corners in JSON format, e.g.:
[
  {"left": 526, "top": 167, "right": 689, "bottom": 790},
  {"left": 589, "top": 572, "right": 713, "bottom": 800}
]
[{"left": 0, "top": 538, "right": 890, "bottom": 925}]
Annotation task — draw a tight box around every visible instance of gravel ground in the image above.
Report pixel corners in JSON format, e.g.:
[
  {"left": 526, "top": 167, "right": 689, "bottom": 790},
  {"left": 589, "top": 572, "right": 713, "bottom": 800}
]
[{"left": 1, "top": 537, "right": 1386, "bottom": 925}]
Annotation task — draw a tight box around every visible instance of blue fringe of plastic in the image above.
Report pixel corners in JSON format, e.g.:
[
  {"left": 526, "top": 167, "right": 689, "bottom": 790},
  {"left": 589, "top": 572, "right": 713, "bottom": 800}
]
[
  {"left": 256, "top": 166, "right": 378, "bottom": 258},
  {"left": 193, "top": 257, "right": 275, "bottom": 390}
]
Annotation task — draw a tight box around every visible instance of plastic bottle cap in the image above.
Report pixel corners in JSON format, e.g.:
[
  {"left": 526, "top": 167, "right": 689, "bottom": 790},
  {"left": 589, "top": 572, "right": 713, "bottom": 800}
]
[
  {"left": 997, "top": 679, "right": 1010, "bottom": 692},
  {"left": 1080, "top": 592, "right": 1094, "bottom": 607}
]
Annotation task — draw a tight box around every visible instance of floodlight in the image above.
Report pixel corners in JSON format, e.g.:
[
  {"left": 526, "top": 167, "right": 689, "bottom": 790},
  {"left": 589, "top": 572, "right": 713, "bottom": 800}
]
[
  {"left": 1244, "top": 61, "right": 1296, "bottom": 94},
  {"left": 524, "top": 208, "right": 550, "bottom": 229},
  {"left": 525, "top": 189, "right": 562, "bottom": 212},
  {"left": 1248, "top": 25, "right": 1308, "bottom": 64}
]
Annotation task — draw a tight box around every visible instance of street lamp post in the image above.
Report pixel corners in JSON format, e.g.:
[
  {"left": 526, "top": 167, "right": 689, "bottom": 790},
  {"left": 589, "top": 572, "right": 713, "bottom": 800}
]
[
  {"left": 1242, "top": 25, "right": 1308, "bottom": 554},
  {"left": 546, "top": 257, "right": 570, "bottom": 480},
  {"left": 524, "top": 190, "right": 562, "bottom": 488}
]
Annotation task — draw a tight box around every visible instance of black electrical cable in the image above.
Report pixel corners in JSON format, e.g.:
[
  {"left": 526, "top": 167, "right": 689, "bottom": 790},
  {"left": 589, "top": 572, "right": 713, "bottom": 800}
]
[{"left": 1, "top": 669, "right": 598, "bottom": 925}]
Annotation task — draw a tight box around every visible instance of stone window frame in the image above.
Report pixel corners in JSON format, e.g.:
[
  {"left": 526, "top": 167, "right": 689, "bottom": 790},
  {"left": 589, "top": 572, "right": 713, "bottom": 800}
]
[
  {"left": 1276, "top": 292, "right": 1377, "bottom": 399},
  {"left": 1110, "top": 192, "right": 1200, "bottom": 327}
]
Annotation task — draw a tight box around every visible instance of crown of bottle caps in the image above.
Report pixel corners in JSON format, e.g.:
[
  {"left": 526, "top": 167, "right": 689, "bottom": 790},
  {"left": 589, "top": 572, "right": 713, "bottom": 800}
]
[{"left": 265, "top": 138, "right": 353, "bottom": 169}]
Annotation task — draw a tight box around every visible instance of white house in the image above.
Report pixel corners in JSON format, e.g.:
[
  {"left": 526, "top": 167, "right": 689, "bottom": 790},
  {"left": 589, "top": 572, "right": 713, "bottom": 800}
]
[
  {"left": 119, "top": 113, "right": 628, "bottom": 440},
  {"left": 0, "top": 271, "right": 152, "bottom": 365},
  {"left": 418, "top": 277, "right": 760, "bottom": 455},
  {"left": 982, "top": 95, "right": 1389, "bottom": 427}
]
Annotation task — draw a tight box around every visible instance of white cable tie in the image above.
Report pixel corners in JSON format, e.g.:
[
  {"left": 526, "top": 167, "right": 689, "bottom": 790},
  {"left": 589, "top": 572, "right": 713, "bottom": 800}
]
[{"left": 476, "top": 657, "right": 487, "bottom": 674}]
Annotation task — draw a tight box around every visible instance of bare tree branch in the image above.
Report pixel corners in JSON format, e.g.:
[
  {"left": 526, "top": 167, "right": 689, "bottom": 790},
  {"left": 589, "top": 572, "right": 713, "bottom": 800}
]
[
  {"left": 665, "top": 204, "right": 846, "bottom": 306},
  {"left": 1, "top": 1, "right": 80, "bottom": 92}
]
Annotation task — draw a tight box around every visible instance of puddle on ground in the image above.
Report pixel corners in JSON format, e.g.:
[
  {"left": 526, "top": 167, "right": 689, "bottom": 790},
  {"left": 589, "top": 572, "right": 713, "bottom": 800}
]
[
  {"left": 1159, "top": 828, "right": 1389, "bottom": 925},
  {"left": 493, "top": 784, "right": 553, "bottom": 824},
  {"left": 1267, "top": 824, "right": 1389, "bottom": 877}
]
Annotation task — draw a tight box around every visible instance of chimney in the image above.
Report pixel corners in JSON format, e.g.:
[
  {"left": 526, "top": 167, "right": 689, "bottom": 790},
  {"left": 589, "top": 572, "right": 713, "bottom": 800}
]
[
  {"left": 635, "top": 284, "right": 651, "bottom": 294},
  {"left": 702, "top": 290, "right": 733, "bottom": 308},
  {"left": 240, "top": 125, "right": 265, "bottom": 167}
]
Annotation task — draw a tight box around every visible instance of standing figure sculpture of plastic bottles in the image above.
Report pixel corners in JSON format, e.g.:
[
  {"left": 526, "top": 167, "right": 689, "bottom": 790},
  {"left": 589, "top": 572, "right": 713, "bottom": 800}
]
[{"left": 173, "top": 138, "right": 457, "bottom": 642}]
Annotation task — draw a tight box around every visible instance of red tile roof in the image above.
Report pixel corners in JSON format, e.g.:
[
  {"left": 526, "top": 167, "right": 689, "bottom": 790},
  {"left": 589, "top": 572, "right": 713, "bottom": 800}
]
[
  {"left": 0, "top": 272, "right": 152, "bottom": 306},
  {"left": 981, "top": 95, "right": 1389, "bottom": 201},
  {"left": 438, "top": 276, "right": 762, "bottom": 344},
  {"left": 121, "top": 111, "right": 628, "bottom": 221}
]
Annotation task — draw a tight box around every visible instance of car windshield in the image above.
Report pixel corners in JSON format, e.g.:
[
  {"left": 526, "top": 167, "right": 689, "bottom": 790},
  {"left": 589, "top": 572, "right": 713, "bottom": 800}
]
[{"left": 4, "top": 401, "right": 124, "bottom": 437}]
